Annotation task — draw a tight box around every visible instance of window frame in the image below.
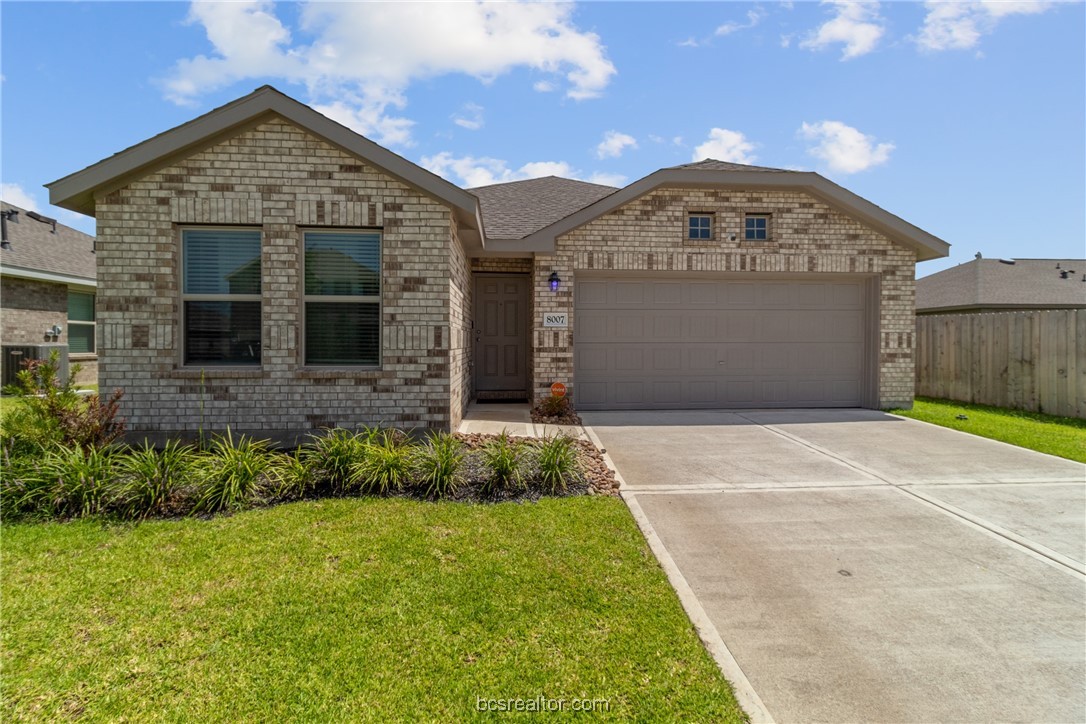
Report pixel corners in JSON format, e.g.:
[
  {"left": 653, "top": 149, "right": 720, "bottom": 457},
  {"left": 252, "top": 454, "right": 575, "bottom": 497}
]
[
  {"left": 301, "top": 227, "right": 383, "bottom": 368},
  {"left": 67, "top": 287, "right": 96, "bottom": 356},
  {"left": 743, "top": 212, "right": 772, "bottom": 242},
  {"left": 686, "top": 211, "right": 716, "bottom": 243},
  {"left": 179, "top": 226, "right": 263, "bottom": 368}
]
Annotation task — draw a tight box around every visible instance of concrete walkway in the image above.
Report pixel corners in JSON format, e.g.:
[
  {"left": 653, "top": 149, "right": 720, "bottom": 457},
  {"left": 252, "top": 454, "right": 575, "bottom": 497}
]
[
  {"left": 457, "top": 402, "right": 588, "bottom": 440},
  {"left": 584, "top": 409, "right": 1086, "bottom": 724}
]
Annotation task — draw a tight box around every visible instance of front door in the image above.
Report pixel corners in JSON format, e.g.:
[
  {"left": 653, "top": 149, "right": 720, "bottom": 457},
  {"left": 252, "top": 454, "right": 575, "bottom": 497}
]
[{"left": 475, "top": 275, "right": 528, "bottom": 396}]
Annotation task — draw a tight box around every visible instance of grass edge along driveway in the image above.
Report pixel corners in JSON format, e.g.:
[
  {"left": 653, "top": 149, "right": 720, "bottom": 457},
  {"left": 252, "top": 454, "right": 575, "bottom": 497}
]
[
  {"left": 2, "top": 496, "right": 746, "bottom": 722},
  {"left": 892, "top": 397, "right": 1086, "bottom": 464}
]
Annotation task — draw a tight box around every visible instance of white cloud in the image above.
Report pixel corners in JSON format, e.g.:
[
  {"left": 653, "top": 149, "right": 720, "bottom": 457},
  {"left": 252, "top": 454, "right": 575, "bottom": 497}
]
[
  {"left": 915, "top": 1, "right": 1054, "bottom": 52},
  {"left": 162, "top": 1, "right": 616, "bottom": 145},
  {"left": 533, "top": 79, "right": 557, "bottom": 92},
  {"left": 452, "top": 102, "right": 485, "bottom": 131},
  {"left": 800, "top": 1, "right": 885, "bottom": 60},
  {"left": 1, "top": 183, "right": 41, "bottom": 212},
  {"left": 595, "top": 130, "right": 638, "bottom": 159},
  {"left": 421, "top": 152, "right": 623, "bottom": 188},
  {"left": 799, "top": 120, "right": 893, "bottom": 173},
  {"left": 716, "top": 8, "right": 766, "bottom": 36},
  {"left": 587, "top": 171, "right": 627, "bottom": 187},
  {"left": 692, "top": 128, "right": 757, "bottom": 164}
]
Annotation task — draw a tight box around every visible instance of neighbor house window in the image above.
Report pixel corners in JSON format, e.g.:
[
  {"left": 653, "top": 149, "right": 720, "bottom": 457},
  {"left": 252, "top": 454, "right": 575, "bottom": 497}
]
[
  {"left": 67, "top": 290, "right": 95, "bottom": 354},
  {"left": 181, "top": 228, "right": 262, "bottom": 365},
  {"left": 304, "top": 231, "right": 381, "bottom": 365},
  {"left": 688, "top": 213, "right": 714, "bottom": 241},
  {"left": 744, "top": 213, "right": 770, "bottom": 241}
]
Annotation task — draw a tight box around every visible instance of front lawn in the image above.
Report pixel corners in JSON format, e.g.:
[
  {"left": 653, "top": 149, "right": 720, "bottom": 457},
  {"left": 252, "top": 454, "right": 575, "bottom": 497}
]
[
  {"left": 892, "top": 397, "right": 1086, "bottom": 463},
  {"left": 2, "top": 497, "right": 744, "bottom": 721}
]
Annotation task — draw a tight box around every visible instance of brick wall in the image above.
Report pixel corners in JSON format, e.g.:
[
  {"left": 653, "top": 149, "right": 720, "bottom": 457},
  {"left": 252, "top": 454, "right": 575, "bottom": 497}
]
[
  {"left": 1, "top": 276, "right": 98, "bottom": 386},
  {"left": 530, "top": 186, "right": 917, "bottom": 409},
  {"left": 94, "top": 117, "right": 460, "bottom": 438}
]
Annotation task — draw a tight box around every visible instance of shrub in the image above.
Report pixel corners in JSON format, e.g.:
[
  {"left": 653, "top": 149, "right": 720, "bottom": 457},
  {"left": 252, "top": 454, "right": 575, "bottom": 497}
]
[
  {"left": 35, "top": 445, "right": 117, "bottom": 518},
  {"left": 481, "top": 431, "right": 525, "bottom": 495},
  {"left": 115, "top": 440, "right": 199, "bottom": 519},
  {"left": 1, "top": 352, "right": 125, "bottom": 454},
  {"left": 309, "top": 428, "right": 373, "bottom": 493},
  {"left": 0, "top": 451, "right": 49, "bottom": 520},
  {"left": 350, "top": 430, "right": 414, "bottom": 495},
  {"left": 536, "top": 435, "right": 579, "bottom": 493},
  {"left": 193, "top": 430, "right": 273, "bottom": 514},
  {"left": 268, "top": 447, "right": 318, "bottom": 501},
  {"left": 537, "top": 394, "right": 570, "bottom": 418},
  {"left": 415, "top": 432, "right": 464, "bottom": 499}
]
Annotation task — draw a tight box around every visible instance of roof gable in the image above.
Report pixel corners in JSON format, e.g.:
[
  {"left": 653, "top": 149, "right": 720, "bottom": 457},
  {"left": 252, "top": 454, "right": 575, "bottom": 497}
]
[
  {"left": 46, "top": 85, "right": 482, "bottom": 241},
  {"left": 503, "top": 161, "right": 949, "bottom": 261}
]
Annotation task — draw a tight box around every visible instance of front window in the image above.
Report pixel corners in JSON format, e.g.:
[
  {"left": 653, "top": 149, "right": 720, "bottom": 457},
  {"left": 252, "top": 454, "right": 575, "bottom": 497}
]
[
  {"left": 67, "top": 290, "right": 95, "bottom": 354},
  {"left": 744, "top": 214, "right": 770, "bottom": 241},
  {"left": 688, "top": 213, "right": 714, "bottom": 241},
  {"left": 181, "top": 228, "right": 262, "bottom": 365},
  {"left": 304, "top": 231, "right": 381, "bottom": 365}
]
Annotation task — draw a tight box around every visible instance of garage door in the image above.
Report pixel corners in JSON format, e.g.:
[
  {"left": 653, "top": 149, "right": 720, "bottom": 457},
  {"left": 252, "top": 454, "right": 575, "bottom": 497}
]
[{"left": 575, "top": 275, "right": 870, "bottom": 410}]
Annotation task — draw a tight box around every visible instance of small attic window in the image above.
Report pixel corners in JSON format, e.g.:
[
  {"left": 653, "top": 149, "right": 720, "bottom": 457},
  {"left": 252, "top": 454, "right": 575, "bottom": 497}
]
[
  {"left": 688, "top": 213, "right": 714, "bottom": 241},
  {"left": 744, "top": 213, "right": 770, "bottom": 241}
]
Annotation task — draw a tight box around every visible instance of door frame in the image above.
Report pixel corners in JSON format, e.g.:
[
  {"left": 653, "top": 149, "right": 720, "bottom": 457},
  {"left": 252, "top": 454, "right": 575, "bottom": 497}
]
[{"left": 473, "top": 273, "right": 530, "bottom": 400}]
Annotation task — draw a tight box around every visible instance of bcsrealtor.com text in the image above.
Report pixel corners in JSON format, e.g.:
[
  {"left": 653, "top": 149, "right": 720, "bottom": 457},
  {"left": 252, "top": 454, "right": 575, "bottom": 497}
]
[{"left": 475, "top": 696, "right": 611, "bottom": 713}]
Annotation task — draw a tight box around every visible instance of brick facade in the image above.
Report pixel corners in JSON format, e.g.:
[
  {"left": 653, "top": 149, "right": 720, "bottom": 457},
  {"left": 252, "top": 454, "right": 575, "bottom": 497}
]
[
  {"left": 529, "top": 187, "right": 916, "bottom": 409},
  {"left": 0, "top": 276, "right": 98, "bottom": 386},
  {"left": 94, "top": 117, "right": 467, "bottom": 439}
]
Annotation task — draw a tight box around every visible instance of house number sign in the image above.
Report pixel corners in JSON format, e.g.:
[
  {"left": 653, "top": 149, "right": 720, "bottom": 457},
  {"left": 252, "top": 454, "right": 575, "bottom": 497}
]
[{"left": 543, "top": 313, "right": 568, "bottom": 328}]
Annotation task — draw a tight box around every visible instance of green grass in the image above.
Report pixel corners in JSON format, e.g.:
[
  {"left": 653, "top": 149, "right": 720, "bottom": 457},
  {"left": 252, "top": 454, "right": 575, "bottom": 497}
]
[
  {"left": 1, "top": 385, "right": 97, "bottom": 421},
  {"left": 2, "top": 497, "right": 745, "bottom": 722},
  {"left": 892, "top": 397, "right": 1086, "bottom": 463}
]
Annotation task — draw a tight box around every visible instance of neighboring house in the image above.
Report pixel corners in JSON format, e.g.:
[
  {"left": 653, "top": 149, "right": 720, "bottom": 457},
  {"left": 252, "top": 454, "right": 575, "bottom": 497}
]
[
  {"left": 916, "top": 257, "right": 1086, "bottom": 314},
  {"left": 46, "top": 86, "right": 948, "bottom": 439},
  {"left": 1, "top": 201, "right": 97, "bottom": 387}
]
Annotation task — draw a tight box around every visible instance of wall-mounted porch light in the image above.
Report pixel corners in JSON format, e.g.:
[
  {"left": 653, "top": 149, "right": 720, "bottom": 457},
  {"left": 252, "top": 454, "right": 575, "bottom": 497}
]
[{"left": 548, "top": 271, "right": 562, "bottom": 292}]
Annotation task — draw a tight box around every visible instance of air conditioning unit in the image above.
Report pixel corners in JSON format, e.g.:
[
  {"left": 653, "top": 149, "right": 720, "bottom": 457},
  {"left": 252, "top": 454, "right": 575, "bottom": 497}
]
[{"left": 1, "top": 344, "right": 69, "bottom": 389}]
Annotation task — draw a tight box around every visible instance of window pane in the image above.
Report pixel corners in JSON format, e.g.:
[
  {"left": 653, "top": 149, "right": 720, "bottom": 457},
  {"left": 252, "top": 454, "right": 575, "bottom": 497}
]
[
  {"left": 183, "top": 229, "right": 261, "bottom": 295},
  {"left": 68, "top": 291, "right": 95, "bottom": 322},
  {"left": 69, "top": 323, "right": 95, "bottom": 354},
  {"left": 306, "top": 302, "right": 379, "bottom": 365},
  {"left": 305, "top": 232, "right": 380, "bottom": 296},
  {"left": 184, "top": 301, "right": 261, "bottom": 365}
]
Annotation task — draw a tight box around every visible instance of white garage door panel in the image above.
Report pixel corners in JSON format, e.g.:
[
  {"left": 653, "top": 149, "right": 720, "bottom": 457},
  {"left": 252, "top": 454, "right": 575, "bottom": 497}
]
[{"left": 575, "top": 276, "right": 869, "bottom": 410}]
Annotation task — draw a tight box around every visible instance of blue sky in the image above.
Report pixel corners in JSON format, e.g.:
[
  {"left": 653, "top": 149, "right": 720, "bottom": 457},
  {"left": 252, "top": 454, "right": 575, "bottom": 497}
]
[{"left": 2, "top": 1, "right": 1083, "bottom": 276}]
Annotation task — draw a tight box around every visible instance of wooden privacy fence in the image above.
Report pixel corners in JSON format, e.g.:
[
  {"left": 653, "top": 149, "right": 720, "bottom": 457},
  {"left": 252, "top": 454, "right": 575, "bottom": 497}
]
[{"left": 915, "top": 309, "right": 1086, "bottom": 418}]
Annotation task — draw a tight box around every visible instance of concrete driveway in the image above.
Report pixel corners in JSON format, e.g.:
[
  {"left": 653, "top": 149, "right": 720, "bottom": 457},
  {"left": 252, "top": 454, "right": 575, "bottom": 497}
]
[{"left": 583, "top": 409, "right": 1086, "bottom": 723}]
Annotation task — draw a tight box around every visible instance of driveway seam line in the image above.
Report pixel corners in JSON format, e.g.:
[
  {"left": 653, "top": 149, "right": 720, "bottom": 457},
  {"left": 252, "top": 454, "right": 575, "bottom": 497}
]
[
  {"left": 892, "top": 486, "right": 1086, "bottom": 577},
  {"left": 745, "top": 417, "right": 1086, "bottom": 579},
  {"left": 584, "top": 425, "right": 775, "bottom": 724}
]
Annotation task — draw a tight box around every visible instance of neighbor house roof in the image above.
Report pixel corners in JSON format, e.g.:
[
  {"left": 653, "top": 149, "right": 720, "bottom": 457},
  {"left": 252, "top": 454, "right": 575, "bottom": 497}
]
[
  {"left": 469, "top": 176, "right": 617, "bottom": 240},
  {"left": 0, "top": 201, "right": 96, "bottom": 286},
  {"left": 916, "top": 257, "right": 1086, "bottom": 312},
  {"left": 46, "top": 85, "right": 485, "bottom": 249},
  {"left": 499, "top": 160, "right": 949, "bottom": 261}
]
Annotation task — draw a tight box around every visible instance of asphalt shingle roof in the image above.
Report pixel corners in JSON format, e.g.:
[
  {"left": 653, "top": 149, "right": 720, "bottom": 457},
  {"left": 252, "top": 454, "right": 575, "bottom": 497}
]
[
  {"left": 667, "top": 159, "right": 792, "bottom": 173},
  {"left": 470, "top": 176, "right": 618, "bottom": 240},
  {"left": 916, "top": 257, "right": 1086, "bottom": 311},
  {"left": 1, "top": 201, "right": 96, "bottom": 281}
]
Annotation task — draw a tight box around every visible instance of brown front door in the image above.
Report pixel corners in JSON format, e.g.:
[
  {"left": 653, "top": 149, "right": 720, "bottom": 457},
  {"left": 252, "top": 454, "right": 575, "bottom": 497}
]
[{"left": 475, "top": 275, "right": 528, "bottom": 395}]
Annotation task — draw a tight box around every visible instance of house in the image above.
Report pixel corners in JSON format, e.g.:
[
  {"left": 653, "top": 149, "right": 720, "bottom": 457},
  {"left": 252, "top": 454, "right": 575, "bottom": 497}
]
[
  {"left": 1, "top": 201, "right": 97, "bottom": 387},
  {"left": 916, "top": 257, "right": 1086, "bottom": 314},
  {"left": 46, "top": 86, "right": 948, "bottom": 439}
]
